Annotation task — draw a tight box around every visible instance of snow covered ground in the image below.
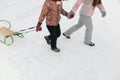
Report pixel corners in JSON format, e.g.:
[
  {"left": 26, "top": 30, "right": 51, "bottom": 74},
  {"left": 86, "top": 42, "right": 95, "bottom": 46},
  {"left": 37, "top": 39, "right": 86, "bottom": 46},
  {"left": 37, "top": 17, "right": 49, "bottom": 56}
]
[{"left": 0, "top": 0, "right": 120, "bottom": 80}]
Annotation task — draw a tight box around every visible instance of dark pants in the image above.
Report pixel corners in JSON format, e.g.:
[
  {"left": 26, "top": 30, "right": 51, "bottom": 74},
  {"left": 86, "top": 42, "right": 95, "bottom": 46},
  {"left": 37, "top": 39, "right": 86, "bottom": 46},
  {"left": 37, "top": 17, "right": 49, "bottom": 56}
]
[{"left": 46, "top": 24, "right": 61, "bottom": 49}]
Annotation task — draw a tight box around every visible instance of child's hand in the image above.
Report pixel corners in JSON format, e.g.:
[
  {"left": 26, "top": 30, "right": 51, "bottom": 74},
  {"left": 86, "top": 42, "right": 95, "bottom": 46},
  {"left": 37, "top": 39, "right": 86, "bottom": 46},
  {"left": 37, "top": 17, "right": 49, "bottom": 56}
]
[
  {"left": 101, "top": 12, "right": 106, "bottom": 17},
  {"left": 36, "top": 22, "right": 42, "bottom": 32},
  {"left": 67, "top": 11, "right": 75, "bottom": 19}
]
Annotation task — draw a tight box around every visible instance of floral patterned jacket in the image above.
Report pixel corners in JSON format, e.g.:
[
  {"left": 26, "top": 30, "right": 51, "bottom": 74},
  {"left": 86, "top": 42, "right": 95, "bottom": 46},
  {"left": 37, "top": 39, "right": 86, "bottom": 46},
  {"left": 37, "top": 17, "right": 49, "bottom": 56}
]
[{"left": 39, "top": 0, "right": 68, "bottom": 26}]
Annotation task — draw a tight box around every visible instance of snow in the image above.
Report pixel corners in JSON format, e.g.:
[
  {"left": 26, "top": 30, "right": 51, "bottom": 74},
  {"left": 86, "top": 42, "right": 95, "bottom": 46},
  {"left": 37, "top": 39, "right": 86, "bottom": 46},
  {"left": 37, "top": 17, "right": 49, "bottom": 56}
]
[{"left": 0, "top": 0, "right": 120, "bottom": 80}]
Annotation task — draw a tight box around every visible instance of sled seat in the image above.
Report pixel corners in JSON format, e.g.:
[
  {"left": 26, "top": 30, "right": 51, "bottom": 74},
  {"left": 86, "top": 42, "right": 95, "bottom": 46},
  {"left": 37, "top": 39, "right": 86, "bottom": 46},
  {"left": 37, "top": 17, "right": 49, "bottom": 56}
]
[{"left": 0, "top": 27, "right": 15, "bottom": 37}]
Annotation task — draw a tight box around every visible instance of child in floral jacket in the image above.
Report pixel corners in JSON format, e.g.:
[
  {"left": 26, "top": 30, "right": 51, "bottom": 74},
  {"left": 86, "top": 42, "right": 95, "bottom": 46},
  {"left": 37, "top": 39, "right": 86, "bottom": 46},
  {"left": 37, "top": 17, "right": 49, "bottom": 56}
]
[{"left": 36, "top": 0, "right": 71, "bottom": 52}]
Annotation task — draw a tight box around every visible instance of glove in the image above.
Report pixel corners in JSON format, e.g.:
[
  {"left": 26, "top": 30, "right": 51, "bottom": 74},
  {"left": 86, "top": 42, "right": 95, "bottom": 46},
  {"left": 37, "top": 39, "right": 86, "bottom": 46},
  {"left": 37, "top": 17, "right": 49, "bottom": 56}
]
[
  {"left": 101, "top": 12, "right": 106, "bottom": 17},
  {"left": 67, "top": 11, "right": 75, "bottom": 19},
  {"left": 36, "top": 22, "right": 42, "bottom": 32}
]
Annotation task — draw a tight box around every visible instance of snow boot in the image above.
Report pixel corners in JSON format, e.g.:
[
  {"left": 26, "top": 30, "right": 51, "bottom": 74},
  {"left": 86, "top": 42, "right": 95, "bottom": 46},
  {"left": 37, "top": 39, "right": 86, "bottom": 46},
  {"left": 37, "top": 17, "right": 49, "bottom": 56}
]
[
  {"left": 51, "top": 47, "right": 60, "bottom": 52},
  {"left": 85, "top": 42, "right": 95, "bottom": 46},
  {"left": 63, "top": 33, "right": 71, "bottom": 39},
  {"left": 44, "top": 36, "right": 51, "bottom": 45}
]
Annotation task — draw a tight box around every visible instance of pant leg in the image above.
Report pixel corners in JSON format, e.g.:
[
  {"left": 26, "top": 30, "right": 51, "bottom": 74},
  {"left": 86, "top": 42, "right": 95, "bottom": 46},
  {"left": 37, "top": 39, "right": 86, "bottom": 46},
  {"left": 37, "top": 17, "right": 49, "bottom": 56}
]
[
  {"left": 64, "top": 15, "right": 84, "bottom": 36},
  {"left": 82, "top": 15, "right": 93, "bottom": 44},
  {"left": 47, "top": 24, "right": 60, "bottom": 49},
  {"left": 56, "top": 24, "right": 61, "bottom": 38}
]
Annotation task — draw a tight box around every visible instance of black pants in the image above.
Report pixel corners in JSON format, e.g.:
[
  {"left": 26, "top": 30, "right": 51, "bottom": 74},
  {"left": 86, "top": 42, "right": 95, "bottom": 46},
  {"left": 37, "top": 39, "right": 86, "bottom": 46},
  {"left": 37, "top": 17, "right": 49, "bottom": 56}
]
[{"left": 47, "top": 24, "right": 61, "bottom": 49}]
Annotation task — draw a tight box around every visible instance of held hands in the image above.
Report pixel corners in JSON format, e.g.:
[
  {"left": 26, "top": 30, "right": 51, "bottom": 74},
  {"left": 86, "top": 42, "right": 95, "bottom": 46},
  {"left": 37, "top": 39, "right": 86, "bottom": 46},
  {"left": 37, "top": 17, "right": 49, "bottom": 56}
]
[
  {"left": 67, "top": 11, "right": 75, "bottom": 19},
  {"left": 36, "top": 22, "right": 42, "bottom": 32},
  {"left": 101, "top": 11, "right": 106, "bottom": 17}
]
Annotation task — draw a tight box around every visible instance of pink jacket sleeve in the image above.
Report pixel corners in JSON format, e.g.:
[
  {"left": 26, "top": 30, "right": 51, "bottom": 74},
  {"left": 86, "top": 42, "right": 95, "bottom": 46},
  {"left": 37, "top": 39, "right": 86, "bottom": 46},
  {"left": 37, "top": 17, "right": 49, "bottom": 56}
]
[
  {"left": 72, "top": 0, "right": 83, "bottom": 12},
  {"left": 97, "top": 3, "right": 105, "bottom": 12}
]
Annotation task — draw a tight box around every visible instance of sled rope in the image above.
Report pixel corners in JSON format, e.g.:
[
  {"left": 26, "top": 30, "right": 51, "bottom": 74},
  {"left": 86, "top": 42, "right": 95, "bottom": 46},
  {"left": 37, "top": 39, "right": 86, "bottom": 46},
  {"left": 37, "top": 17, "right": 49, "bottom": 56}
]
[{"left": 17, "top": 26, "right": 36, "bottom": 33}]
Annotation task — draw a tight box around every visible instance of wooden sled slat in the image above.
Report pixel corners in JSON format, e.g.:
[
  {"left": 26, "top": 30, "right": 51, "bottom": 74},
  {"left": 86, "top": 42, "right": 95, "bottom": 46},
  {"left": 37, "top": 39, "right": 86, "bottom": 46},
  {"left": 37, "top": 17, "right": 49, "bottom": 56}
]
[{"left": 0, "top": 27, "right": 15, "bottom": 36}]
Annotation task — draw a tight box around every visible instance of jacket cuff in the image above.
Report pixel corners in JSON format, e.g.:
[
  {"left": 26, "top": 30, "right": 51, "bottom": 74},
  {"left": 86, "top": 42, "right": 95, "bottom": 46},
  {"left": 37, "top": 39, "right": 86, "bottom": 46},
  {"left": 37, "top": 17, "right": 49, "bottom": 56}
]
[
  {"left": 38, "top": 22, "right": 42, "bottom": 26},
  {"left": 65, "top": 12, "right": 68, "bottom": 16}
]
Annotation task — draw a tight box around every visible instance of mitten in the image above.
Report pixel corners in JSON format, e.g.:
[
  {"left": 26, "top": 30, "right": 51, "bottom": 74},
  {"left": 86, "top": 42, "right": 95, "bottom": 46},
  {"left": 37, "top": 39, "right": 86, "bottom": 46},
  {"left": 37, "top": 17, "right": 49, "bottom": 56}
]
[
  {"left": 101, "top": 11, "right": 106, "bottom": 17},
  {"left": 36, "top": 22, "right": 42, "bottom": 32},
  {"left": 67, "top": 10, "right": 75, "bottom": 19}
]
